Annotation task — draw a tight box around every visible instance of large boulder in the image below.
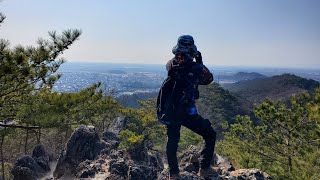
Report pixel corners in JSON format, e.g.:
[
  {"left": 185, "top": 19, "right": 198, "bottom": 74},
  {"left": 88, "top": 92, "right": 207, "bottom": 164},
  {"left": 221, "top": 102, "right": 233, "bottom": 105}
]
[
  {"left": 215, "top": 154, "right": 235, "bottom": 174},
  {"left": 32, "top": 144, "right": 51, "bottom": 172},
  {"left": 129, "top": 165, "right": 158, "bottom": 180},
  {"left": 77, "top": 149, "right": 164, "bottom": 180},
  {"left": 75, "top": 160, "right": 96, "bottom": 178},
  {"left": 103, "top": 117, "right": 127, "bottom": 142},
  {"left": 11, "top": 155, "right": 46, "bottom": 180},
  {"left": 106, "top": 149, "right": 164, "bottom": 180},
  {"left": 53, "top": 125, "right": 106, "bottom": 179},
  {"left": 11, "top": 144, "right": 51, "bottom": 180},
  {"left": 179, "top": 145, "right": 202, "bottom": 173},
  {"left": 179, "top": 145, "right": 235, "bottom": 174},
  {"left": 101, "top": 117, "right": 128, "bottom": 155}
]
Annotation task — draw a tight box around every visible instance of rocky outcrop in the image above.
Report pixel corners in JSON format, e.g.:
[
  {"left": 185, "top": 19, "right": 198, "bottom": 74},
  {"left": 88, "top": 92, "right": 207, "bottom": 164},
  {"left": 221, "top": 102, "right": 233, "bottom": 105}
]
[
  {"left": 158, "top": 168, "right": 271, "bottom": 180},
  {"left": 178, "top": 145, "right": 235, "bottom": 174},
  {"left": 108, "top": 149, "right": 163, "bottom": 179},
  {"left": 100, "top": 117, "right": 128, "bottom": 155},
  {"left": 229, "top": 169, "right": 271, "bottom": 180},
  {"left": 32, "top": 144, "right": 51, "bottom": 172},
  {"left": 51, "top": 121, "right": 164, "bottom": 179},
  {"left": 53, "top": 125, "right": 107, "bottom": 179},
  {"left": 53, "top": 124, "right": 269, "bottom": 180},
  {"left": 15, "top": 119, "right": 270, "bottom": 180},
  {"left": 75, "top": 149, "right": 164, "bottom": 180},
  {"left": 11, "top": 155, "right": 46, "bottom": 180},
  {"left": 157, "top": 145, "right": 270, "bottom": 180},
  {"left": 11, "top": 144, "right": 51, "bottom": 180},
  {"left": 103, "top": 117, "right": 127, "bottom": 142}
]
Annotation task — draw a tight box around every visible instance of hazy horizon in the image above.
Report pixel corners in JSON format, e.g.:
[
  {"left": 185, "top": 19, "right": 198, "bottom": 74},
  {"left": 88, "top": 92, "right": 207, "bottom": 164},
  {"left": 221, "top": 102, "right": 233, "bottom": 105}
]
[{"left": 60, "top": 60, "right": 320, "bottom": 70}]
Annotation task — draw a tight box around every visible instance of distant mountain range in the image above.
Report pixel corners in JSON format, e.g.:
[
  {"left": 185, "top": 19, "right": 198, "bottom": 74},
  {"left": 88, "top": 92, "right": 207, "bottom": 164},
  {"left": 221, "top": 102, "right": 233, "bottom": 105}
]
[
  {"left": 217, "top": 72, "right": 267, "bottom": 83},
  {"left": 223, "top": 73, "right": 320, "bottom": 104}
]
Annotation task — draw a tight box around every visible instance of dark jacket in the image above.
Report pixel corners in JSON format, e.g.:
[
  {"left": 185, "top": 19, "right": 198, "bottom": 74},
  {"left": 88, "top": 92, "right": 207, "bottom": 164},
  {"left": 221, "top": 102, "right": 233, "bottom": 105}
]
[{"left": 166, "top": 58, "right": 213, "bottom": 107}]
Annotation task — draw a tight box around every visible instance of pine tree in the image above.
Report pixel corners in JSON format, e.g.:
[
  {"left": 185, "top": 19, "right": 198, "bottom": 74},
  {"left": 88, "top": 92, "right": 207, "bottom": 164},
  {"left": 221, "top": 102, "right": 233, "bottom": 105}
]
[
  {"left": 217, "top": 89, "right": 320, "bottom": 179},
  {"left": 119, "top": 99, "right": 166, "bottom": 157},
  {"left": 0, "top": 12, "right": 81, "bottom": 179}
]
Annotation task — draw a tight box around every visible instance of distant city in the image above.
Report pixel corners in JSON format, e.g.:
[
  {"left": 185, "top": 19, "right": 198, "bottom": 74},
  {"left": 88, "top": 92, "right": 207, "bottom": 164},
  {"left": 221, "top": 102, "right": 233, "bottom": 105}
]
[{"left": 52, "top": 62, "right": 320, "bottom": 96}]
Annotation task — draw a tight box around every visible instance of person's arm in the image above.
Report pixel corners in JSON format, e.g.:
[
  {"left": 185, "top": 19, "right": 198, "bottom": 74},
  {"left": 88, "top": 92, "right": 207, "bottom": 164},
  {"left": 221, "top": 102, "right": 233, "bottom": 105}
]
[
  {"left": 195, "top": 51, "right": 213, "bottom": 85},
  {"left": 199, "top": 65, "right": 213, "bottom": 85}
]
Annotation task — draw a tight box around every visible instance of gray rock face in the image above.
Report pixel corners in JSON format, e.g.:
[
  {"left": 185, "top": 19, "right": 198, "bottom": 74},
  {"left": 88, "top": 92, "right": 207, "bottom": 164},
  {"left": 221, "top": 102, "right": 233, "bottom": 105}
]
[
  {"left": 76, "top": 160, "right": 96, "bottom": 178},
  {"left": 129, "top": 165, "right": 158, "bottom": 180},
  {"left": 157, "top": 145, "right": 269, "bottom": 180},
  {"left": 158, "top": 169, "right": 206, "bottom": 180},
  {"left": 70, "top": 148, "right": 164, "bottom": 180},
  {"left": 11, "top": 144, "right": 51, "bottom": 180},
  {"left": 32, "top": 144, "right": 49, "bottom": 160},
  {"left": 101, "top": 117, "right": 128, "bottom": 155},
  {"left": 216, "top": 154, "right": 235, "bottom": 173},
  {"left": 179, "top": 145, "right": 235, "bottom": 175},
  {"left": 32, "top": 144, "right": 51, "bottom": 172},
  {"left": 109, "top": 159, "right": 129, "bottom": 177},
  {"left": 53, "top": 125, "right": 106, "bottom": 179},
  {"left": 179, "top": 145, "right": 202, "bottom": 173},
  {"left": 228, "top": 169, "right": 271, "bottom": 180},
  {"left": 158, "top": 168, "right": 270, "bottom": 180},
  {"left": 11, "top": 155, "right": 46, "bottom": 180},
  {"left": 103, "top": 116, "right": 127, "bottom": 142},
  {"left": 105, "top": 149, "right": 164, "bottom": 180}
]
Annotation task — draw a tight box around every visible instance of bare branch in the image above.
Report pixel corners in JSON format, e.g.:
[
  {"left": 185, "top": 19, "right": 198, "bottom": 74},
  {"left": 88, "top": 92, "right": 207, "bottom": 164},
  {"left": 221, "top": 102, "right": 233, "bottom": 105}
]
[
  {"left": 289, "top": 115, "right": 308, "bottom": 132},
  {"left": 0, "top": 124, "right": 40, "bottom": 129}
]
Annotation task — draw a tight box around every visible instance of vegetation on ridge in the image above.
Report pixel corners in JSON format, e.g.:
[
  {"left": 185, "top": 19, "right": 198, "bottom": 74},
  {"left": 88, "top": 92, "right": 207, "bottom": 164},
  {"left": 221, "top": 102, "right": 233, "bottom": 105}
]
[
  {"left": 224, "top": 73, "right": 320, "bottom": 104},
  {"left": 217, "top": 89, "right": 320, "bottom": 179}
]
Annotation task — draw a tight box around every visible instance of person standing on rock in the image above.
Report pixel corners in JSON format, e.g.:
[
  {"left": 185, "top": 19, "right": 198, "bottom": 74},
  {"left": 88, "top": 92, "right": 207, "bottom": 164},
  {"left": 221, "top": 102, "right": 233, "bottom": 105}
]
[{"left": 157, "top": 35, "right": 217, "bottom": 179}]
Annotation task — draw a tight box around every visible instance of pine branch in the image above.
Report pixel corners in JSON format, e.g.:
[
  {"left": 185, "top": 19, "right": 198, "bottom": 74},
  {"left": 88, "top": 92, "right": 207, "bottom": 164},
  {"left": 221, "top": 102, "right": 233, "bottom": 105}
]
[
  {"left": 49, "top": 29, "right": 82, "bottom": 59},
  {"left": 0, "top": 13, "right": 5, "bottom": 25},
  {"left": 289, "top": 115, "right": 308, "bottom": 132},
  {"left": 273, "top": 118, "right": 290, "bottom": 135},
  {"left": 0, "top": 123, "right": 39, "bottom": 129},
  {"left": 0, "top": 39, "right": 9, "bottom": 55}
]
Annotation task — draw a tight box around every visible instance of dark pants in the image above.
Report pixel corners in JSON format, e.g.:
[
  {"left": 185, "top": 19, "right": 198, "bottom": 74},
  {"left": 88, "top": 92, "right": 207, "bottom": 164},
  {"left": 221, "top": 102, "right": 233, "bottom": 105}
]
[{"left": 166, "top": 105, "right": 216, "bottom": 174}]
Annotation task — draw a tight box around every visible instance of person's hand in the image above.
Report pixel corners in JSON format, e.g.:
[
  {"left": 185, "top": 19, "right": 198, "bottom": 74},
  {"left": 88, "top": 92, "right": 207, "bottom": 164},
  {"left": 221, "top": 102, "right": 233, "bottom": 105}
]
[{"left": 195, "top": 51, "right": 203, "bottom": 64}]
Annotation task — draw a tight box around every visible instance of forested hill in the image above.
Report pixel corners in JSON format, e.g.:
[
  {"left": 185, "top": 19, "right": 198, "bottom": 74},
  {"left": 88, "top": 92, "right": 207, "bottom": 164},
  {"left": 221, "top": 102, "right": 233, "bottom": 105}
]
[
  {"left": 218, "top": 72, "right": 267, "bottom": 82},
  {"left": 223, "top": 73, "right": 320, "bottom": 104},
  {"left": 196, "top": 83, "right": 247, "bottom": 137},
  {"left": 116, "top": 92, "right": 158, "bottom": 108}
]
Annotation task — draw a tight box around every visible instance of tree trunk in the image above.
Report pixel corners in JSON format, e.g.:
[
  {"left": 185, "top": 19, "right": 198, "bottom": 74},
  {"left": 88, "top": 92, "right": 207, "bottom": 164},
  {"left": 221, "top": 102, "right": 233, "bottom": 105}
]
[
  {"left": 1, "top": 133, "right": 5, "bottom": 180},
  {"left": 64, "top": 124, "right": 69, "bottom": 142},
  {"left": 288, "top": 156, "right": 292, "bottom": 174},
  {"left": 24, "top": 128, "right": 29, "bottom": 154},
  {"left": 287, "top": 132, "right": 292, "bottom": 174},
  {"left": 36, "top": 129, "right": 41, "bottom": 144},
  {"left": 102, "top": 120, "right": 105, "bottom": 132}
]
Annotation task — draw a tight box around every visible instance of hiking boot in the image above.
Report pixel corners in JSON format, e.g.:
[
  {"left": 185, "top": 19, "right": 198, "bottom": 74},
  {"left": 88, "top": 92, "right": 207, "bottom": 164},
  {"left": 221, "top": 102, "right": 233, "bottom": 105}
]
[
  {"left": 169, "top": 173, "right": 180, "bottom": 180},
  {"left": 198, "top": 167, "right": 220, "bottom": 178}
]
